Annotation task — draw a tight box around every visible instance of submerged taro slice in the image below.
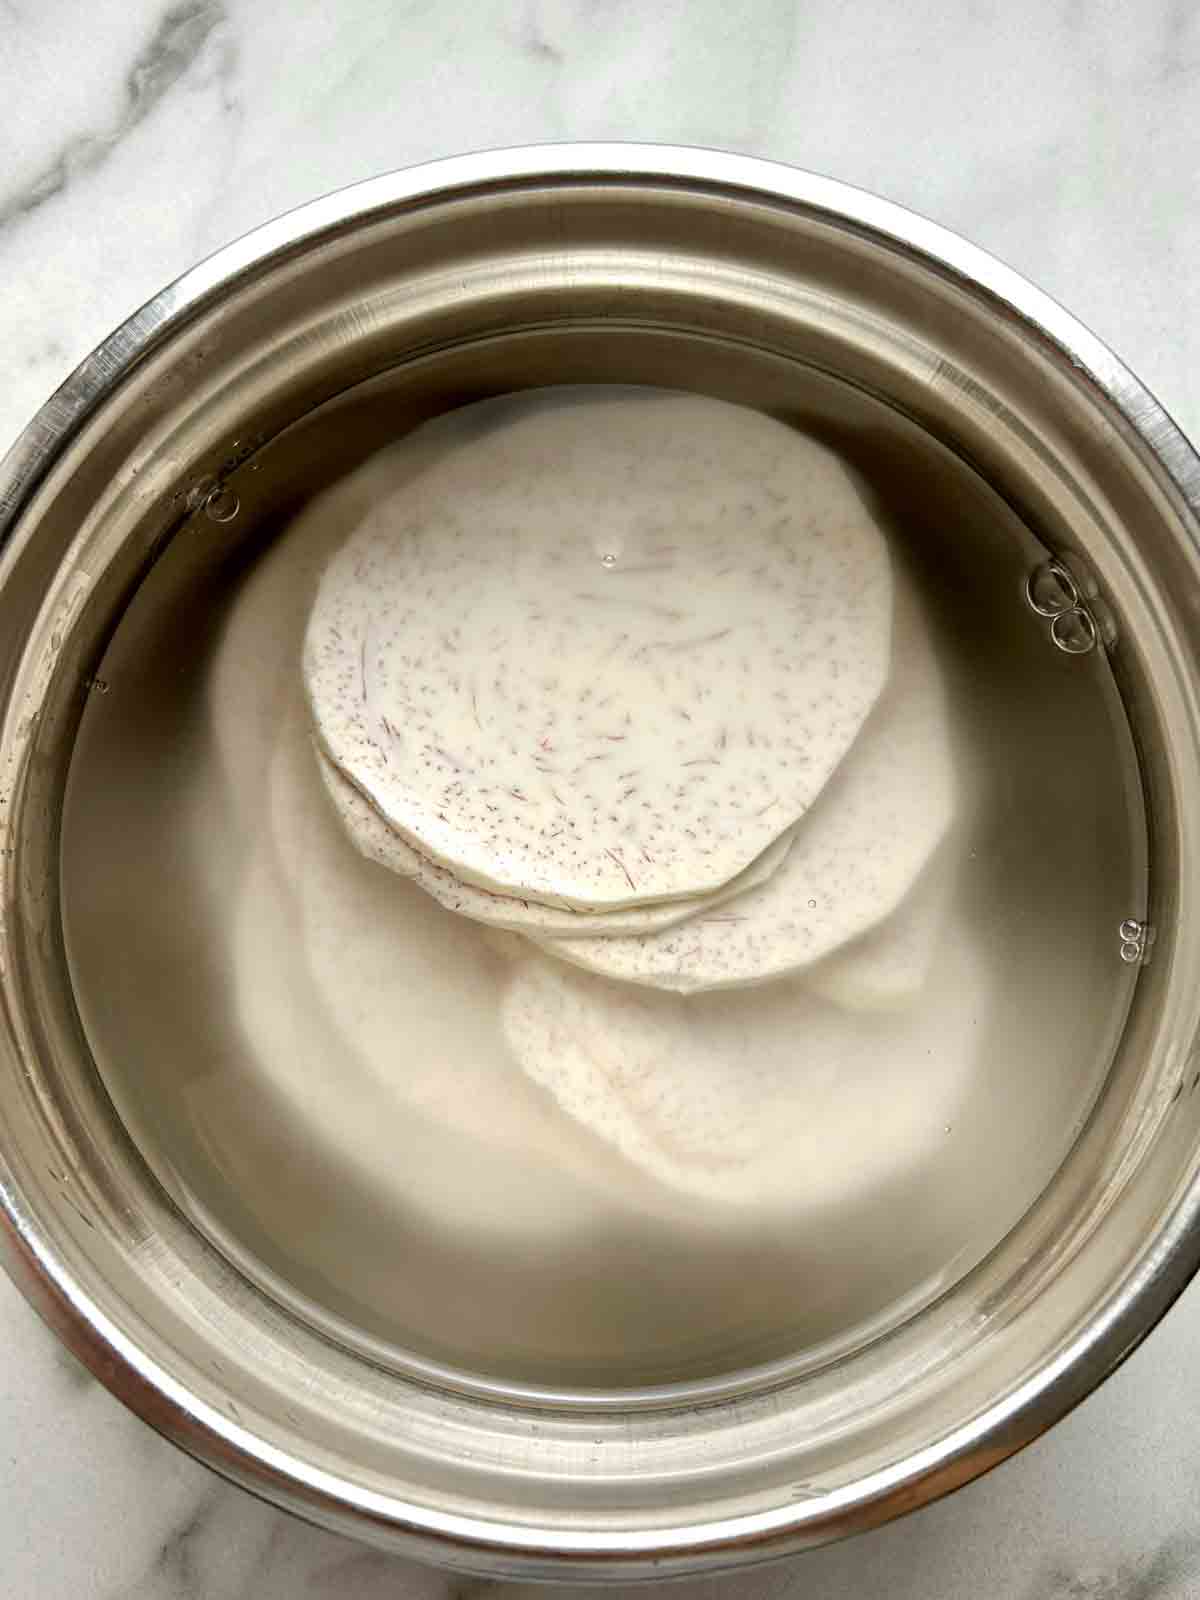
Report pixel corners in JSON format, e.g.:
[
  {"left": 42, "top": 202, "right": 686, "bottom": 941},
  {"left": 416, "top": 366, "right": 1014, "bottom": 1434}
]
[
  {"left": 801, "top": 839, "right": 959, "bottom": 1011},
  {"left": 231, "top": 688, "right": 666, "bottom": 1241},
  {"left": 213, "top": 492, "right": 654, "bottom": 1239},
  {"left": 500, "top": 933, "right": 987, "bottom": 1209},
  {"left": 539, "top": 573, "right": 956, "bottom": 990},
  {"left": 304, "top": 389, "right": 892, "bottom": 910},
  {"left": 319, "top": 754, "right": 797, "bottom": 938}
]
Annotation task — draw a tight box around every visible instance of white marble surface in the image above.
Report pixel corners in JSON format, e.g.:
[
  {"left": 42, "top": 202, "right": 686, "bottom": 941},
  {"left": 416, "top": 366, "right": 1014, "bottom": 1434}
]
[{"left": 4, "top": 1, "right": 1200, "bottom": 1595}]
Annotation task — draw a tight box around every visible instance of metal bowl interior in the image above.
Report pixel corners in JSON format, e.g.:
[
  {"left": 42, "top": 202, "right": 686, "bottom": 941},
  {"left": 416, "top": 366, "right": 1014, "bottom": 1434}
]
[{"left": 3, "top": 147, "right": 1200, "bottom": 1579}]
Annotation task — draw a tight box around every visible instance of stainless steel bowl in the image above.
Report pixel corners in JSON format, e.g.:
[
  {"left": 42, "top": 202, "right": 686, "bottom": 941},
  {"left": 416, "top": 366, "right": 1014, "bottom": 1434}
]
[{"left": 3, "top": 145, "right": 1200, "bottom": 1581}]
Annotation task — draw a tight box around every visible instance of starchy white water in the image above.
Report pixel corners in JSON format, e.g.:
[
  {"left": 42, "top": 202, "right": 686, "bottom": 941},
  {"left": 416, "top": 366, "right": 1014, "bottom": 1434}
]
[{"left": 60, "top": 382, "right": 1144, "bottom": 1390}]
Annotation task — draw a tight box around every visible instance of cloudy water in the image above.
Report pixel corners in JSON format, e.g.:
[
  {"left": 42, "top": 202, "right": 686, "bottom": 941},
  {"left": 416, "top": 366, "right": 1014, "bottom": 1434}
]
[{"left": 60, "top": 381, "right": 1144, "bottom": 1393}]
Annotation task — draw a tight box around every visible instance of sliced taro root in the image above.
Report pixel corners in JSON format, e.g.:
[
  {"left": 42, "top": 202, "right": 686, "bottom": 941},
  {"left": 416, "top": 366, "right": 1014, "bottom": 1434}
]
[
  {"left": 318, "top": 753, "right": 796, "bottom": 937},
  {"left": 537, "top": 573, "right": 956, "bottom": 991},
  {"left": 229, "top": 688, "right": 657, "bottom": 1241},
  {"left": 305, "top": 390, "right": 891, "bottom": 910},
  {"left": 501, "top": 931, "right": 987, "bottom": 1209},
  {"left": 801, "top": 839, "right": 959, "bottom": 1011}
]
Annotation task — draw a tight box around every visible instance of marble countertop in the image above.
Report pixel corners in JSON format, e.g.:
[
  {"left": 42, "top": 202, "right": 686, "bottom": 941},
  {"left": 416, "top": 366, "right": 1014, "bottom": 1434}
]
[{"left": 4, "top": 2, "right": 1200, "bottom": 1596}]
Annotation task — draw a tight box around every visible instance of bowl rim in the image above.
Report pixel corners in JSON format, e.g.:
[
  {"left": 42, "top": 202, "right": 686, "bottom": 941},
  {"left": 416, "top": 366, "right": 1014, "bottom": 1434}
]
[{"left": 4, "top": 141, "right": 1200, "bottom": 1577}]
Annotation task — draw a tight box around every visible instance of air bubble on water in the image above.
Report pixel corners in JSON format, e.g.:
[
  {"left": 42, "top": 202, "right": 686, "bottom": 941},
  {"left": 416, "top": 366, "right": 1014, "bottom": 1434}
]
[
  {"left": 594, "top": 528, "right": 625, "bottom": 567},
  {"left": 1026, "top": 561, "right": 1079, "bottom": 617},
  {"left": 1050, "top": 608, "right": 1097, "bottom": 655},
  {"left": 807, "top": 898, "right": 817, "bottom": 909},
  {"left": 204, "top": 487, "right": 240, "bottom": 524},
  {"left": 1119, "top": 918, "right": 1148, "bottom": 964}
]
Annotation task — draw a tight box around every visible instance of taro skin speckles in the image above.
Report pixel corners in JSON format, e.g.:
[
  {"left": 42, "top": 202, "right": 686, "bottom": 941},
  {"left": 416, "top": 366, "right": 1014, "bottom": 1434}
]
[
  {"left": 319, "top": 752, "right": 797, "bottom": 938},
  {"left": 536, "top": 573, "right": 956, "bottom": 992},
  {"left": 304, "top": 390, "right": 892, "bottom": 910}
]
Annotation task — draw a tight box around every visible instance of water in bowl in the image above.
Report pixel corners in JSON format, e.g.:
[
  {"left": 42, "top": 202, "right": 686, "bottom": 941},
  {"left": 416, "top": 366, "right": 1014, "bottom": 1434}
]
[{"left": 60, "top": 378, "right": 1144, "bottom": 1394}]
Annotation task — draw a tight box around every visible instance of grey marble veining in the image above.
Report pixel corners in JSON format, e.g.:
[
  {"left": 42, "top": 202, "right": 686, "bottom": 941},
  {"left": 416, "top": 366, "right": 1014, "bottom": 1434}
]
[
  {"left": 0, "top": 1, "right": 231, "bottom": 231},
  {"left": 4, "top": 1, "right": 1200, "bottom": 1596}
]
